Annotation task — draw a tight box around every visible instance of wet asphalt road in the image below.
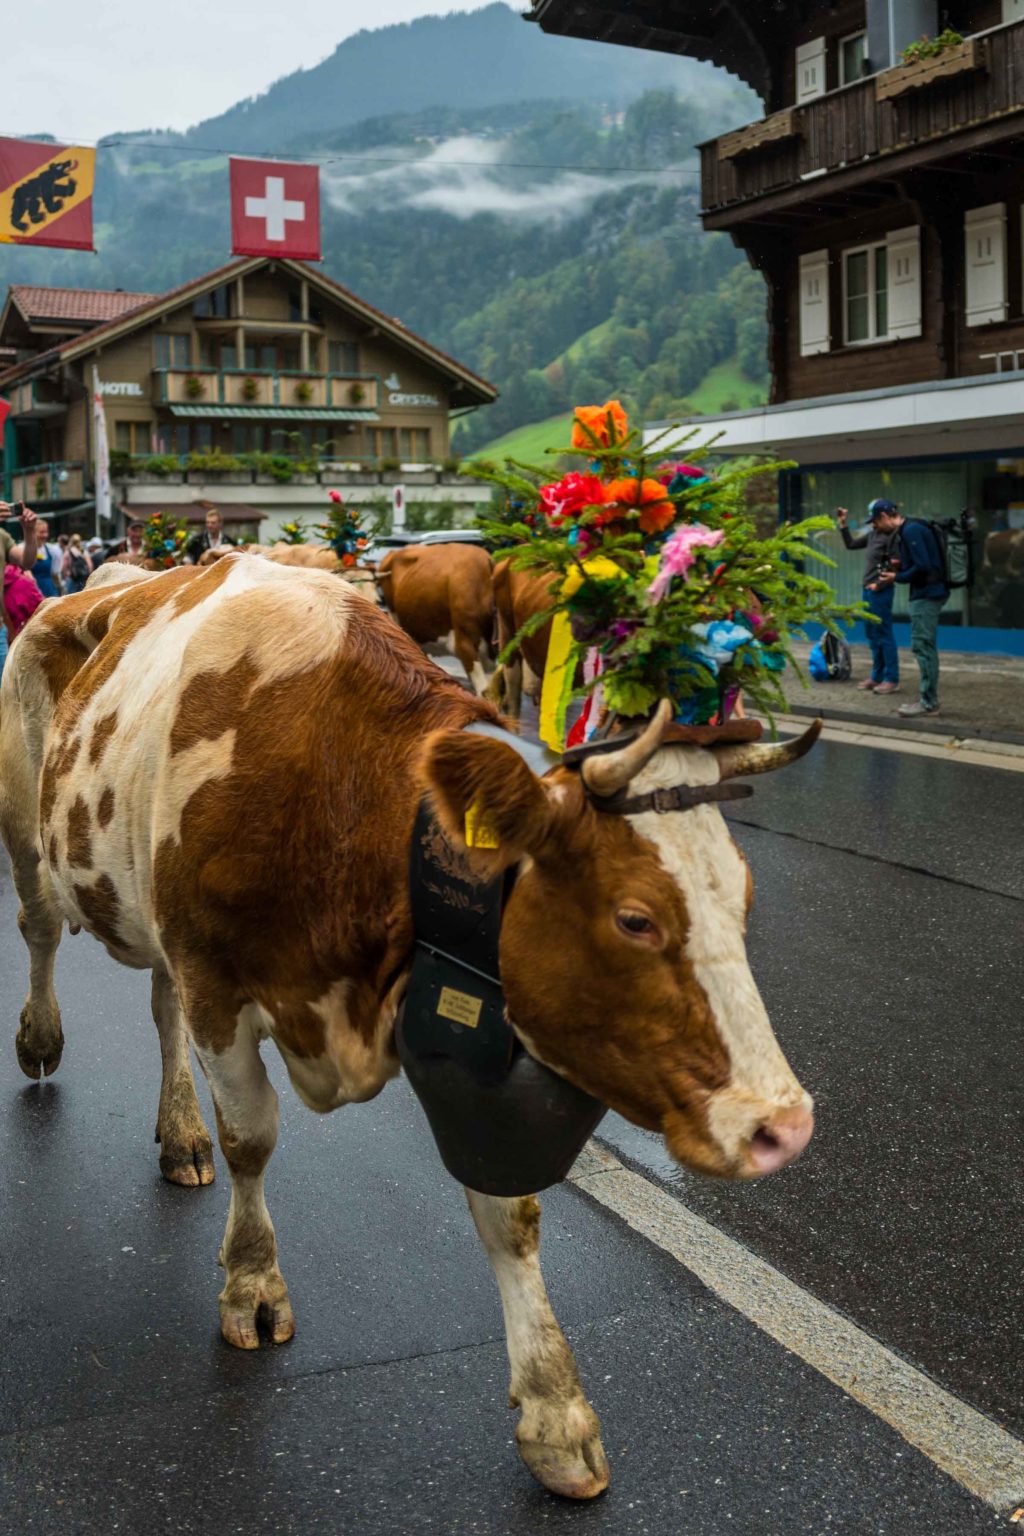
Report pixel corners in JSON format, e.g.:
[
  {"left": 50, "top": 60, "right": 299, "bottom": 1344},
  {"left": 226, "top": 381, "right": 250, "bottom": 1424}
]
[{"left": 0, "top": 733, "right": 1018, "bottom": 1533}]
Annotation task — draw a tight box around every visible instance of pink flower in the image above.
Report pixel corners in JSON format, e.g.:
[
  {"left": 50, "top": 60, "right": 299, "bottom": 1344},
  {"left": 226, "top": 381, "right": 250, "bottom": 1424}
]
[
  {"left": 328, "top": 489, "right": 343, "bottom": 504},
  {"left": 646, "top": 523, "right": 725, "bottom": 605}
]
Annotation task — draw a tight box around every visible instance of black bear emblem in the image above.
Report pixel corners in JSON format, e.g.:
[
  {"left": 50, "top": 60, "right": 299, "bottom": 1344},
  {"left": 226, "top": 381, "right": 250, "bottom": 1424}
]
[{"left": 10, "top": 159, "right": 78, "bottom": 233}]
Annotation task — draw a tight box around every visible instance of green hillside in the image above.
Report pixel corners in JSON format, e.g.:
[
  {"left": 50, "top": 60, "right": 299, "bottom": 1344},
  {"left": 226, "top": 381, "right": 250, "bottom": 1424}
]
[
  {"left": 470, "top": 414, "right": 577, "bottom": 466},
  {"left": 689, "top": 359, "right": 769, "bottom": 415}
]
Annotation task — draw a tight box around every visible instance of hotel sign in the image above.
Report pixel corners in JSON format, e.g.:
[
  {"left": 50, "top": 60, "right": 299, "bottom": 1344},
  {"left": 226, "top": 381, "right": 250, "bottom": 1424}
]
[
  {"left": 101, "top": 381, "right": 144, "bottom": 397},
  {"left": 388, "top": 391, "right": 439, "bottom": 407}
]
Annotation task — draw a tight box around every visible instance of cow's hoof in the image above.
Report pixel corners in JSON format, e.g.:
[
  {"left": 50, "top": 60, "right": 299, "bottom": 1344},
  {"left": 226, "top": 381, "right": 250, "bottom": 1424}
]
[
  {"left": 159, "top": 1131, "right": 215, "bottom": 1188},
  {"left": 15, "top": 1022, "right": 64, "bottom": 1080},
  {"left": 516, "top": 1401, "right": 610, "bottom": 1500},
  {"left": 219, "top": 1294, "right": 296, "bottom": 1351}
]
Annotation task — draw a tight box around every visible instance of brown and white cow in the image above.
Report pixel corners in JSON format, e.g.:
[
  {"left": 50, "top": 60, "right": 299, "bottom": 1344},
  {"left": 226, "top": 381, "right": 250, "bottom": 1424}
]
[
  {"left": 0, "top": 553, "right": 815, "bottom": 1501},
  {"left": 376, "top": 542, "right": 494, "bottom": 693}
]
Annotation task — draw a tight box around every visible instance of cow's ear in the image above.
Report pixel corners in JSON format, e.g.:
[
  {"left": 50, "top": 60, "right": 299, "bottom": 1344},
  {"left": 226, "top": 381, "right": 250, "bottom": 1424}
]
[{"left": 419, "top": 730, "right": 556, "bottom": 872}]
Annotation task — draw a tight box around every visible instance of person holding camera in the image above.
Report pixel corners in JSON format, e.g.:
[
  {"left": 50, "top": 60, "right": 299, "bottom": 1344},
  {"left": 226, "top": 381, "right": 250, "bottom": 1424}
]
[
  {"left": 0, "top": 502, "right": 42, "bottom": 680},
  {"left": 837, "top": 501, "right": 900, "bottom": 695},
  {"left": 869, "top": 502, "right": 949, "bottom": 718}
]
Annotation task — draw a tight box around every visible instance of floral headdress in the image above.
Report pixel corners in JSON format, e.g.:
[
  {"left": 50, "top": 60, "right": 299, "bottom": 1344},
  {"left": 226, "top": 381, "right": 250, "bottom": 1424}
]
[
  {"left": 473, "top": 400, "right": 864, "bottom": 750},
  {"left": 142, "top": 511, "right": 188, "bottom": 567},
  {"left": 317, "top": 489, "right": 368, "bottom": 568}
]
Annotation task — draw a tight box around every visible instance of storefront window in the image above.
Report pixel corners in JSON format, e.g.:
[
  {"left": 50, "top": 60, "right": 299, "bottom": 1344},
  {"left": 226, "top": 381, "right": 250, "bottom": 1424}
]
[
  {"left": 797, "top": 459, "right": 1024, "bottom": 630},
  {"left": 399, "top": 428, "right": 431, "bottom": 461}
]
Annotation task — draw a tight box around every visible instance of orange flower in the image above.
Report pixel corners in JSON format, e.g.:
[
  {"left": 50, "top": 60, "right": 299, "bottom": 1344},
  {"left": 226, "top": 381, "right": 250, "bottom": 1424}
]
[
  {"left": 603, "top": 476, "right": 675, "bottom": 534},
  {"left": 571, "top": 399, "right": 628, "bottom": 451}
]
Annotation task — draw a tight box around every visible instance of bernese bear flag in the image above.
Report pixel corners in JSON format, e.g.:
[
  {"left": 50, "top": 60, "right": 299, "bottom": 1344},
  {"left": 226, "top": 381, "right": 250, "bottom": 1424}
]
[{"left": 0, "top": 137, "right": 96, "bottom": 250}]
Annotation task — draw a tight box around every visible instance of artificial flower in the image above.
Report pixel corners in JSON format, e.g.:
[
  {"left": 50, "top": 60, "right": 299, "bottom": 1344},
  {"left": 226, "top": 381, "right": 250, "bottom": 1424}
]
[
  {"left": 603, "top": 476, "right": 676, "bottom": 534},
  {"left": 328, "top": 489, "right": 344, "bottom": 504},
  {"left": 571, "top": 400, "right": 628, "bottom": 451},
  {"left": 691, "top": 619, "right": 754, "bottom": 667},
  {"left": 538, "top": 472, "right": 607, "bottom": 528},
  {"left": 646, "top": 524, "right": 725, "bottom": 604}
]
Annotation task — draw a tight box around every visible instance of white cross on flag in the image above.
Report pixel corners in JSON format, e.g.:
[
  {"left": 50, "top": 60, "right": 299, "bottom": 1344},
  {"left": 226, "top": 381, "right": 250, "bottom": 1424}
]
[{"left": 229, "top": 157, "right": 320, "bottom": 260}]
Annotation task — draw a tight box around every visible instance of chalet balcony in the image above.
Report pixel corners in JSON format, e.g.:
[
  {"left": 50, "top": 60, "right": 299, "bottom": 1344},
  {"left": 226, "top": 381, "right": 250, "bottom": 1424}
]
[
  {"left": 4, "top": 377, "right": 67, "bottom": 419},
  {"left": 701, "top": 18, "right": 1024, "bottom": 227},
  {"left": 11, "top": 462, "right": 85, "bottom": 504},
  {"left": 154, "top": 368, "right": 380, "bottom": 413}
]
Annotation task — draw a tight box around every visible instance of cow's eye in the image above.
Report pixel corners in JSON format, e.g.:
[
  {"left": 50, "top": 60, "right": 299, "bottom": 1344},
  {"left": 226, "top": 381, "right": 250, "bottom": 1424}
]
[{"left": 616, "top": 908, "right": 661, "bottom": 945}]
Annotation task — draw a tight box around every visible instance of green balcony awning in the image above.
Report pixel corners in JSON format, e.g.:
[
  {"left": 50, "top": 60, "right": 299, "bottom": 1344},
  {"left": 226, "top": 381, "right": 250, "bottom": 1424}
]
[{"left": 167, "top": 405, "right": 378, "bottom": 423}]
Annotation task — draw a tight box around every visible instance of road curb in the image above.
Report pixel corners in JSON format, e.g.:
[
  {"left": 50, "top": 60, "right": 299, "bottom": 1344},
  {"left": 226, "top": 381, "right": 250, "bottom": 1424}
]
[{"left": 777, "top": 702, "right": 1024, "bottom": 747}]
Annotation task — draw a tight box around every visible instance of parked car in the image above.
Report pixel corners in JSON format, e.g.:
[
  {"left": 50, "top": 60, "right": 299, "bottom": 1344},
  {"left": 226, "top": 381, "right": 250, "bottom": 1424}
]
[{"left": 359, "top": 527, "right": 485, "bottom": 565}]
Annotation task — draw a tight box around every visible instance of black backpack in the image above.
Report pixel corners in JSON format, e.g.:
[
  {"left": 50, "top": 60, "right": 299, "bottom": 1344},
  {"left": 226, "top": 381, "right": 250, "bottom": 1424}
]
[
  {"left": 69, "top": 550, "right": 90, "bottom": 585},
  {"left": 822, "top": 630, "right": 852, "bottom": 681},
  {"left": 905, "top": 512, "right": 976, "bottom": 590}
]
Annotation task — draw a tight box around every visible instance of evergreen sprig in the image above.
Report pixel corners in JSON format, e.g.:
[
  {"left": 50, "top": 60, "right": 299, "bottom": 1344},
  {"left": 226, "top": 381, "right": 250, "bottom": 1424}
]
[{"left": 470, "top": 410, "right": 868, "bottom": 725}]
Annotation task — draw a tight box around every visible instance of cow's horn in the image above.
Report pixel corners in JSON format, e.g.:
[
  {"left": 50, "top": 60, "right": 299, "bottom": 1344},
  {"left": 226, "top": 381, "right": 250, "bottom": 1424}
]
[
  {"left": 714, "top": 717, "right": 823, "bottom": 781},
  {"left": 582, "top": 699, "right": 673, "bottom": 798}
]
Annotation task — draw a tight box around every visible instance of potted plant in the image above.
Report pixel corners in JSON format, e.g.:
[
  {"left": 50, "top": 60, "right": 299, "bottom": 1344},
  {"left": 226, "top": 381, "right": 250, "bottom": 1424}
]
[
  {"left": 242, "top": 376, "right": 259, "bottom": 402},
  {"left": 349, "top": 381, "right": 366, "bottom": 405},
  {"left": 875, "top": 28, "right": 981, "bottom": 100},
  {"left": 185, "top": 374, "right": 205, "bottom": 400},
  {"left": 295, "top": 380, "right": 313, "bottom": 404}
]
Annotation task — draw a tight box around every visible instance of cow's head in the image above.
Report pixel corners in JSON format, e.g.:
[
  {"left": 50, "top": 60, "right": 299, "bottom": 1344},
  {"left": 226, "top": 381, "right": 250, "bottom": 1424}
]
[{"left": 421, "top": 705, "right": 816, "bottom": 1181}]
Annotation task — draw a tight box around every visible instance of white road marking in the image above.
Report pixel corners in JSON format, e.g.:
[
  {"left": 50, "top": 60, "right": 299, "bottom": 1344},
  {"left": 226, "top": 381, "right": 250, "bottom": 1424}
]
[
  {"left": 569, "top": 1140, "right": 1024, "bottom": 1515},
  {"left": 761, "top": 713, "right": 1024, "bottom": 774}
]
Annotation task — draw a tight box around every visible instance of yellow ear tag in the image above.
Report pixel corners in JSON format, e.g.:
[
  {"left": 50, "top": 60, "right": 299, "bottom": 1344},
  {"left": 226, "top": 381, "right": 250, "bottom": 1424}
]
[{"left": 465, "top": 799, "right": 500, "bottom": 849}]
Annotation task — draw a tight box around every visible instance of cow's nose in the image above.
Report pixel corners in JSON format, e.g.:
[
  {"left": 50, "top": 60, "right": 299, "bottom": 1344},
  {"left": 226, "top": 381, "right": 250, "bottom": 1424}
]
[{"left": 748, "top": 1105, "right": 815, "bottom": 1175}]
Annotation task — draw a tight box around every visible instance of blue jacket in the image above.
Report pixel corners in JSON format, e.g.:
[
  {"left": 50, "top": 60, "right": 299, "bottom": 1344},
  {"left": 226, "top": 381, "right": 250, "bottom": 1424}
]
[{"left": 895, "top": 520, "right": 949, "bottom": 602}]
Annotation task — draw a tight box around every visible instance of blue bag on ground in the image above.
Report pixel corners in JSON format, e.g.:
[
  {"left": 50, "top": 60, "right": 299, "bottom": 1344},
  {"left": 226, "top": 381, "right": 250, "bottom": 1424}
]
[{"left": 809, "top": 633, "right": 852, "bottom": 682}]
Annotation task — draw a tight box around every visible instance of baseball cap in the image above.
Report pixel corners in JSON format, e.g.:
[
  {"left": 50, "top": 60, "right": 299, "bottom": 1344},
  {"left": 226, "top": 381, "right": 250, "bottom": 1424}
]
[{"left": 867, "top": 498, "right": 897, "bottom": 519}]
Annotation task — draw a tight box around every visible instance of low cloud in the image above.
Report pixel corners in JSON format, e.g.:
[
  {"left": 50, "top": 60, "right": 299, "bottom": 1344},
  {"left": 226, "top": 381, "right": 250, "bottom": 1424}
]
[{"left": 320, "top": 133, "right": 689, "bottom": 222}]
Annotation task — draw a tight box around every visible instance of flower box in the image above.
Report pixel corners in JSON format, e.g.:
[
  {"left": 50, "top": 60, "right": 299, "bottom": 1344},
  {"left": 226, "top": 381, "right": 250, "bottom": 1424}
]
[
  {"left": 875, "top": 37, "right": 986, "bottom": 102},
  {"left": 718, "top": 108, "right": 800, "bottom": 162},
  {"left": 125, "top": 471, "right": 185, "bottom": 485},
  {"left": 185, "top": 470, "right": 253, "bottom": 485}
]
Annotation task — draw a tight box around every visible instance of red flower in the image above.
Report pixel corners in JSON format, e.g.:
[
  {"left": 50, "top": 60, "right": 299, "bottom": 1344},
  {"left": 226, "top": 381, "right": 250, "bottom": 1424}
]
[
  {"left": 538, "top": 472, "right": 608, "bottom": 528},
  {"left": 328, "top": 489, "right": 343, "bottom": 504}
]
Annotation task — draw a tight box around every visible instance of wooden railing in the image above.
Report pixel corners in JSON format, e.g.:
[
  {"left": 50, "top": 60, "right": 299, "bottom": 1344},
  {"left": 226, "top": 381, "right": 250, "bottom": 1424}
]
[
  {"left": 701, "top": 18, "right": 1024, "bottom": 214},
  {"left": 154, "top": 369, "right": 380, "bottom": 410}
]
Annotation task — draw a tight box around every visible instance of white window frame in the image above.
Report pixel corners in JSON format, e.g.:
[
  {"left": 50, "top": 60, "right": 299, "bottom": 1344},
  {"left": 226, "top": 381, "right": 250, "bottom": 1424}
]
[
  {"left": 842, "top": 242, "right": 890, "bottom": 346},
  {"left": 838, "top": 30, "right": 867, "bottom": 86},
  {"left": 796, "top": 37, "right": 827, "bottom": 103}
]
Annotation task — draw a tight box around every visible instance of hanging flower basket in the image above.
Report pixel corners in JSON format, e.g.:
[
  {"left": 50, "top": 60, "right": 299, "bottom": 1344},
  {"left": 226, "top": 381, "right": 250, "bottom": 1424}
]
[
  {"left": 295, "top": 380, "right": 313, "bottom": 404},
  {"left": 242, "top": 376, "right": 259, "bottom": 402},
  {"left": 185, "top": 374, "right": 205, "bottom": 400}
]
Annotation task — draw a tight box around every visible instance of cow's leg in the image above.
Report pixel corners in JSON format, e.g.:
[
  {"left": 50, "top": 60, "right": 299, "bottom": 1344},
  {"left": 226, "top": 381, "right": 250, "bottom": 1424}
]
[
  {"left": 151, "top": 967, "right": 215, "bottom": 1187},
  {"left": 466, "top": 1189, "right": 609, "bottom": 1500},
  {"left": 451, "top": 626, "right": 489, "bottom": 696},
  {"left": 7, "top": 839, "right": 65, "bottom": 1080},
  {"left": 195, "top": 1020, "right": 294, "bottom": 1349}
]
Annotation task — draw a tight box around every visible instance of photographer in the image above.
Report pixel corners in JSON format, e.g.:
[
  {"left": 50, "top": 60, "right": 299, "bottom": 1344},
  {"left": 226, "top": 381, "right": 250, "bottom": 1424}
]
[
  {"left": 0, "top": 502, "right": 41, "bottom": 681},
  {"left": 837, "top": 501, "right": 900, "bottom": 695}
]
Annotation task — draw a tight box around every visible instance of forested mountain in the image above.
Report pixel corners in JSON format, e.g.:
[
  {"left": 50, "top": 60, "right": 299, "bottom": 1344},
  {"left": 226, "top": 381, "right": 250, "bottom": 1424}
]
[{"left": 2, "top": 5, "right": 768, "bottom": 448}]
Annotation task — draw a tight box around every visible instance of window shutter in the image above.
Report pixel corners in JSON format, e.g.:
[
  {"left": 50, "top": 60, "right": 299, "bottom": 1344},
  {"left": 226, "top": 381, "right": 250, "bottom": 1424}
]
[
  {"left": 799, "top": 250, "right": 830, "bottom": 356},
  {"left": 796, "top": 37, "right": 827, "bottom": 102},
  {"left": 886, "top": 227, "right": 922, "bottom": 339},
  {"left": 965, "top": 204, "right": 1008, "bottom": 327},
  {"left": 1002, "top": 0, "right": 1024, "bottom": 23}
]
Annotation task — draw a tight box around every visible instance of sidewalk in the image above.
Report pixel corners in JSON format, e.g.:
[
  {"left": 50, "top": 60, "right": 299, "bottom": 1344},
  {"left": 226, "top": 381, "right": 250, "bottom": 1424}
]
[{"left": 782, "top": 641, "right": 1024, "bottom": 743}]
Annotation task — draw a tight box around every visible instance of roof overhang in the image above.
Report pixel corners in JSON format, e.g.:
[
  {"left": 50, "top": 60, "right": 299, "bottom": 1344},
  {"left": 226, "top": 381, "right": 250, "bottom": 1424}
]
[
  {"left": 526, "top": 0, "right": 783, "bottom": 103},
  {"left": 645, "top": 372, "right": 1024, "bottom": 466},
  {"left": 167, "top": 404, "right": 378, "bottom": 423}
]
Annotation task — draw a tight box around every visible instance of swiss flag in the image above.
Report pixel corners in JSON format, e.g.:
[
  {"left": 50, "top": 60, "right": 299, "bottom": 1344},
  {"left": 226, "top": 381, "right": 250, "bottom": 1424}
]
[{"left": 229, "top": 157, "right": 320, "bottom": 260}]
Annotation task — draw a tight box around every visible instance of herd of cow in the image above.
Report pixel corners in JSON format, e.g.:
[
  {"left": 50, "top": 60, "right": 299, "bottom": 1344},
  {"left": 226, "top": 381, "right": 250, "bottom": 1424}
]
[
  {"left": 198, "top": 538, "right": 550, "bottom": 715},
  {"left": 0, "top": 546, "right": 820, "bottom": 1501}
]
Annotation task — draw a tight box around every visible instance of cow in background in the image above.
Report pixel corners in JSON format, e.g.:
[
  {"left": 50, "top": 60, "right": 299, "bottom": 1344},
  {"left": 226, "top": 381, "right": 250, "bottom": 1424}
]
[
  {"left": 376, "top": 542, "right": 494, "bottom": 693},
  {"left": 490, "top": 557, "right": 557, "bottom": 719}
]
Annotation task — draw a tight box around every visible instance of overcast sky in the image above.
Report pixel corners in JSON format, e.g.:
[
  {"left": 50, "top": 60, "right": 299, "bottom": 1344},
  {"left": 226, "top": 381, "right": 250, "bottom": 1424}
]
[{"left": 7, "top": 1, "right": 500, "bottom": 144}]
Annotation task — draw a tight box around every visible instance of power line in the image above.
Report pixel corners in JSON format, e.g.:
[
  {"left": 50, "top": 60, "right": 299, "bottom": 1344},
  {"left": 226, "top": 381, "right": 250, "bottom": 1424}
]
[{"left": 3, "top": 130, "right": 703, "bottom": 178}]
